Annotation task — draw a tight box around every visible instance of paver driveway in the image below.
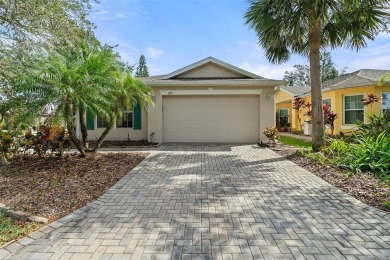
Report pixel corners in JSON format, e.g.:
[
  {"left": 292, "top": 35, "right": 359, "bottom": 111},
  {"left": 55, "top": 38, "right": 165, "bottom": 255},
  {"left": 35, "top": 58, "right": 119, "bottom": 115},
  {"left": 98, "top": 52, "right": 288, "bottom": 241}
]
[{"left": 1, "top": 144, "right": 390, "bottom": 260}]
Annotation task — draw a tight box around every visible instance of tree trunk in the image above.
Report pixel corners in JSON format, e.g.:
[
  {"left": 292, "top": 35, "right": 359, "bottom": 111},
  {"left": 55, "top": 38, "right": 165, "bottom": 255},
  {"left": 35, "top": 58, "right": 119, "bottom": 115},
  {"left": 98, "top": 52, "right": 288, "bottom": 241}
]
[
  {"left": 308, "top": 22, "right": 325, "bottom": 151},
  {"left": 92, "top": 125, "right": 113, "bottom": 151},
  {"left": 67, "top": 123, "right": 87, "bottom": 157},
  {"left": 79, "top": 110, "right": 88, "bottom": 147}
]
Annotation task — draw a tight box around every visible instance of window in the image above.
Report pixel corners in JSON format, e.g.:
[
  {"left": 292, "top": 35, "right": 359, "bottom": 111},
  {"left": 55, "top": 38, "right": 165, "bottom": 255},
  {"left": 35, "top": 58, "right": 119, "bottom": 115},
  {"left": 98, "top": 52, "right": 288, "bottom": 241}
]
[
  {"left": 279, "top": 108, "right": 289, "bottom": 122},
  {"left": 97, "top": 117, "right": 108, "bottom": 128},
  {"left": 382, "top": 92, "right": 390, "bottom": 114},
  {"left": 323, "top": 98, "right": 331, "bottom": 109},
  {"left": 117, "top": 111, "right": 133, "bottom": 128},
  {"left": 344, "top": 95, "right": 364, "bottom": 124}
]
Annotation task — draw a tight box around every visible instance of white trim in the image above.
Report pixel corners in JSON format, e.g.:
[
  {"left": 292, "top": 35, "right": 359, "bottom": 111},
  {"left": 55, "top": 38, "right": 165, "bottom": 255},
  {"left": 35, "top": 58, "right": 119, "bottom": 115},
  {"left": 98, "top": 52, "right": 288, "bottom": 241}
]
[
  {"left": 161, "top": 57, "right": 263, "bottom": 80},
  {"left": 340, "top": 125, "right": 359, "bottom": 130},
  {"left": 343, "top": 94, "right": 365, "bottom": 125},
  {"left": 382, "top": 92, "right": 390, "bottom": 110},
  {"left": 146, "top": 79, "right": 283, "bottom": 87},
  {"left": 159, "top": 89, "right": 263, "bottom": 96}
]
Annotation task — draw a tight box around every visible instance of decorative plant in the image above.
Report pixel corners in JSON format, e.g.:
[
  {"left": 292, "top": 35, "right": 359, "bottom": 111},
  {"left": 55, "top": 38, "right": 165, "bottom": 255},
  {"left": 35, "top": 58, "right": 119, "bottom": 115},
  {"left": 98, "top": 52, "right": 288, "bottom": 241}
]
[
  {"left": 362, "top": 92, "right": 381, "bottom": 109},
  {"left": 292, "top": 97, "right": 305, "bottom": 131},
  {"left": 304, "top": 102, "right": 312, "bottom": 122},
  {"left": 263, "top": 127, "right": 279, "bottom": 144},
  {"left": 325, "top": 111, "right": 338, "bottom": 136}
]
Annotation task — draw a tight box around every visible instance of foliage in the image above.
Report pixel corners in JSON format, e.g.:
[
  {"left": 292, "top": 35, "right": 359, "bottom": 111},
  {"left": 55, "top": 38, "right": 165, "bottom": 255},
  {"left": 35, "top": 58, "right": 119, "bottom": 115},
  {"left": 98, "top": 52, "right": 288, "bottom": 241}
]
[
  {"left": 323, "top": 103, "right": 338, "bottom": 136},
  {"left": 0, "top": 0, "right": 96, "bottom": 46},
  {"left": 263, "top": 127, "right": 279, "bottom": 142},
  {"left": 303, "top": 102, "right": 312, "bottom": 121},
  {"left": 135, "top": 55, "right": 149, "bottom": 77},
  {"left": 21, "top": 126, "right": 70, "bottom": 157},
  {"left": 0, "top": 210, "right": 38, "bottom": 247},
  {"left": 292, "top": 97, "right": 305, "bottom": 131},
  {"left": 335, "top": 133, "right": 390, "bottom": 178},
  {"left": 244, "top": 0, "right": 390, "bottom": 151},
  {"left": 279, "top": 136, "right": 311, "bottom": 148},
  {"left": 283, "top": 51, "right": 347, "bottom": 86},
  {"left": 362, "top": 93, "right": 381, "bottom": 107},
  {"left": 0, "top": 132, "right": 14, "bottom": 158},
  {"left": 356, "top": 112, "right": 390, "bottom": 139}
]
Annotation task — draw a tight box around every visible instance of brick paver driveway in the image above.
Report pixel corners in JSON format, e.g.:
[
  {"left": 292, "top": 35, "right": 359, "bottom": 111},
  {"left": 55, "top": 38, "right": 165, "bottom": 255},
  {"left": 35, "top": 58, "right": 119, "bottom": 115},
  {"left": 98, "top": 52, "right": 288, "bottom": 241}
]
[{"left": 2, "top": 144, "right": 390, "bottom": 260}]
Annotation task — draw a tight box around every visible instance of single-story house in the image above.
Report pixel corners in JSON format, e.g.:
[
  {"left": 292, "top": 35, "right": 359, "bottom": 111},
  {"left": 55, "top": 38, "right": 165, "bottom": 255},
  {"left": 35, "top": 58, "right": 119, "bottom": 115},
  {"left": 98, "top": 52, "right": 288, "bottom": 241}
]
[
  {"left": 276, "top": 69, "right": 390, "bottom": 134},
  {"left": 85, "top": 57, "right": 284, "bottom": 143}
]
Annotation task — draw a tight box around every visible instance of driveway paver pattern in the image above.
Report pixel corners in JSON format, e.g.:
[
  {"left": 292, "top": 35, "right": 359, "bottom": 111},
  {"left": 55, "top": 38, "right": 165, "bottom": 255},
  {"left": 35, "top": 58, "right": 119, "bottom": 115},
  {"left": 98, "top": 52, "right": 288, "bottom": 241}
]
[{"left": 1, "top": 144, "right": 390, "bottom": 260}]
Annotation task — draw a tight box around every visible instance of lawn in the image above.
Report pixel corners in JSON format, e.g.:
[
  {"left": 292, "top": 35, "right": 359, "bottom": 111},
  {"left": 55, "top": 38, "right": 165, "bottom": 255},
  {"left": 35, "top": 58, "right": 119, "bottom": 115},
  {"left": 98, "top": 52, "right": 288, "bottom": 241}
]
[
  {"left": 279, "top": 135, "right": 312, "bottom": 148},
  {"left": 0, "top": 211, "right": 39, "bottom": 247}
]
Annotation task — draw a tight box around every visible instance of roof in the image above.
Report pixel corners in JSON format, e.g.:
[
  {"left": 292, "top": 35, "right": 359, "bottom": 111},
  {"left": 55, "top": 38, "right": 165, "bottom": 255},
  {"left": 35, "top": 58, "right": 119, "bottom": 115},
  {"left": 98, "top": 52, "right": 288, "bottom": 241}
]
[
  {"left": 279, "top": 85, "right": 311, "bottom": 96},
  {"left": 138, "top": 57, "right": 286, "bottom": 87},
  {"left": 322, "top": 69, "right": 390, "bottom": 91}
]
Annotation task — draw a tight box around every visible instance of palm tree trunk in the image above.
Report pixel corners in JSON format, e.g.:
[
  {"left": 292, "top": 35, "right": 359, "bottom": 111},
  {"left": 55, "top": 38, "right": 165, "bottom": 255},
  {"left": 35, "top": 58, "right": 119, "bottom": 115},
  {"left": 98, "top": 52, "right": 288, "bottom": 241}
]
[
  {"left": 67, "top": 123, "right": 87, "bottom": 157},
  {"left": 78, "top": 110, "right": 88, "bottom": 147},
  {"left": 308, "top": 22, "right": 325, "bottom": 151},
  {"left": 92, "top": 125, "right": 113, "bottom": 151},
  {"left": 65, "top": 104, "right": 87, "bottom": 157}
]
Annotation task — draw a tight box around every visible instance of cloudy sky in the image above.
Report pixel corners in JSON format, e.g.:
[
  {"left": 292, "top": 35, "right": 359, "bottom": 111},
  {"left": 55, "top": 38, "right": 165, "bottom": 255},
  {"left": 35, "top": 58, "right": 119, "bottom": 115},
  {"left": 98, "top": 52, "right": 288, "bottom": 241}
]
[{"left": 90, "top": 0, "right": 390, "bottom": 79}]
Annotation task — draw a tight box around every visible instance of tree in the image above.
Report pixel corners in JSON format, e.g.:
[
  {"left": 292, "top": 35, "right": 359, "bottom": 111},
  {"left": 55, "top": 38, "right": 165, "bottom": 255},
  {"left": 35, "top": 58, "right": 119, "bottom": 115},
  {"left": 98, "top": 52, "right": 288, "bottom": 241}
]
[
  {"left": 11, "top": 44, "right": 119, "bottom": 157},
  {"left": 284, "top": 51, "right": 347, "bottom": 86},
  {"left": 245, "top": 0, "right": 390, "bottom": 151},
  {"left": 0, "top": 0, "right": 95, "bottom": 46},
  {"left": 135, "top": 55, "right": 149, "bottom": 77},
  {"left": 91, "top": 71, "right": 153, "bottom": 151}
]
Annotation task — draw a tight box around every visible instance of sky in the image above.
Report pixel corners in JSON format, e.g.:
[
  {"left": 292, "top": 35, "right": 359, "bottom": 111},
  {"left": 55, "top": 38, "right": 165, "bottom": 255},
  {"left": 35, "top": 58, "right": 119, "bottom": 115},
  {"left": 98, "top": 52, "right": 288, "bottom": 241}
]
[{"left": 89, "top": 0, "right": 390, "bottom": 79}]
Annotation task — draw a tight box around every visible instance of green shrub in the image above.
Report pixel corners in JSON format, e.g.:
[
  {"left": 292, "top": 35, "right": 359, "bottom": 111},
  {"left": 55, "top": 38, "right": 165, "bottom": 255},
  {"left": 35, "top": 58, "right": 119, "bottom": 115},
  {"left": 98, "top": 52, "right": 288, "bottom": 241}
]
[
  {"left": 335, "top": 132, "right": 390, "bottom": 179},
  {"left": 356, "top": 112, "right": 390, "bottom": 138}
]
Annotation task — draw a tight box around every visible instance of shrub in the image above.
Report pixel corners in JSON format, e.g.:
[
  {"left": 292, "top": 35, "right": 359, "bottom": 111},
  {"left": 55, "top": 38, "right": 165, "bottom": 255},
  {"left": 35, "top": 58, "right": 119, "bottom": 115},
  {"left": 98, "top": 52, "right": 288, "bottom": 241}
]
[
  {"left": 21, "top": 126, "right": 70, "bottom": 157},
  {"left": 356, "top": 112, "right": 390, "bottom": 138},
  {"left": 263, "top": 127, "right": 279, "bottom": 143},
  {"left": 335, "top": 132, "right": 390, "bottom": 179}
]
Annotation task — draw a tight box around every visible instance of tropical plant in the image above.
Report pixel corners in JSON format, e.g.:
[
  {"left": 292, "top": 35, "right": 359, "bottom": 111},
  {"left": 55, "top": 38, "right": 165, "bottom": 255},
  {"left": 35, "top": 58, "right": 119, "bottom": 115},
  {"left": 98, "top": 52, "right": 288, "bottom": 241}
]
[
  {"left": 356, "top": 112, "right": 390, "bottom": 138},
  {"left": 90, "top": 71, "right": 153, "bottom": 151},
  {"left": 11, "top": 44, "right": 119, "bottom": 157},
  {"left": 244, "top": 0, "right": 390, "bottom": 151},
  {"left": 362, "top": 92, "right": 381, "bottom": 109},
  {"left": 292, "top": 97, "right": 305, "bottom": 131}
]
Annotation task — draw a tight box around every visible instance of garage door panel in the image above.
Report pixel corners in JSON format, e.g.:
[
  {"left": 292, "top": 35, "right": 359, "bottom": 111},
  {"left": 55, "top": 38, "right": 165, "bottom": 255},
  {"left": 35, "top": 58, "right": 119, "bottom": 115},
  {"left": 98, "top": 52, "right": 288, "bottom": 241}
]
[{"left": 163, "top": 95, "right": 259, "bottom": 143}]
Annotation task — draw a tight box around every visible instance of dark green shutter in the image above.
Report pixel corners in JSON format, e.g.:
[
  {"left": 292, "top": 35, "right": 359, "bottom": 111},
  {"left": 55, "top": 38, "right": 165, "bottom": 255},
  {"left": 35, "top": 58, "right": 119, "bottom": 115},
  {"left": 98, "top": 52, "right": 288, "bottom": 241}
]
[
  {"left": 86, "top": 111, "right": 95, "bottom": 130},
  {"left": 133, "top": 103, "right": 141, "bottom": 130}
]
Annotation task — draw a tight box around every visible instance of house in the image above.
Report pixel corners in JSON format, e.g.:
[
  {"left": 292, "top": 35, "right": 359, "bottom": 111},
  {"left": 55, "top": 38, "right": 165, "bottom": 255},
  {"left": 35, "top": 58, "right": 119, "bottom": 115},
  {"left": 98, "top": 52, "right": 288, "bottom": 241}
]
[
  {"left": 86, "top": 57, "right": 284, "bottom": 143},
  {"left": 276, "top": 69, "right": 390, "bottom": 134}
]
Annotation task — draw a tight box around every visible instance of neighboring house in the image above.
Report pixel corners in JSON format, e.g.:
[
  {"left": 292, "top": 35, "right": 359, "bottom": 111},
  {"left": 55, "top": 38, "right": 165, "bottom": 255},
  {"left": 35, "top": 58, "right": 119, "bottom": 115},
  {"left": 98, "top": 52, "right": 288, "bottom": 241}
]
[
  {"left": 276, "top": 69, "right": 390, "bottom": 134},
  {"left": 85, "top": 57, "right": 284, "bottom": 143}
]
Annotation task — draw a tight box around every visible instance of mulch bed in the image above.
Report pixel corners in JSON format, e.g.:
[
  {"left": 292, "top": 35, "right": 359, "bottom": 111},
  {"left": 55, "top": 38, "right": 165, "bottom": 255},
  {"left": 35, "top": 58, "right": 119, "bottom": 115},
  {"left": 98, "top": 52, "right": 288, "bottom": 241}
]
[
  {"left": 88, "top": 140, "right": 158, "bottom": 148},
  {"left": 273, "top": 145, "right": 390, "bottom": 213},
  {"left": 0, "top": 153, "right": 148, "bottom": 221}
]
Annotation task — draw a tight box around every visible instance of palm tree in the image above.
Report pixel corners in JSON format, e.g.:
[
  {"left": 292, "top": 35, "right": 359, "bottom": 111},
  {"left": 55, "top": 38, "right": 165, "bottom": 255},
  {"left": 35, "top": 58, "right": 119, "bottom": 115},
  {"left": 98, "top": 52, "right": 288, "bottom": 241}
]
[
  {"left": 245, "top": 0, "right": 389, "bottom": 151},
  {"left": 13, "top": 44, "right": 119, "bottom": 157},
  {"left": 91, "top": 71, "right": 153, "bottom": 151}
]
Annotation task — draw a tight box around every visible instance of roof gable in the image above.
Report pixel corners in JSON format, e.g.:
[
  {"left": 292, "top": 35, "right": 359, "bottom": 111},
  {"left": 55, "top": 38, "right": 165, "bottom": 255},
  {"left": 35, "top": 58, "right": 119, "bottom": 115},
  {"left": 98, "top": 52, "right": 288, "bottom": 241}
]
[{"left": 161, "top": 57, "right": 263, "bottom": 80}]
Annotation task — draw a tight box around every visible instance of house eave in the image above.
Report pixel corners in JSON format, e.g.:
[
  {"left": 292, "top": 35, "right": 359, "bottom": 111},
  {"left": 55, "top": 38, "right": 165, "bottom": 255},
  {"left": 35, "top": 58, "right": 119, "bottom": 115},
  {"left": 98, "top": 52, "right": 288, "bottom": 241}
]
[{"left": 143, "top": 79, "right": 286, "bottom": 87}]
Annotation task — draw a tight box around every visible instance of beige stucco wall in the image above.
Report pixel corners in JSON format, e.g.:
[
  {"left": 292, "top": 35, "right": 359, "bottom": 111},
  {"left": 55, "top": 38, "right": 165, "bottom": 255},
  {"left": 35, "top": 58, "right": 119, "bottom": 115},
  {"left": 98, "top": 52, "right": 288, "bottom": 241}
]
[
  {"left": 176, "top": 63, "right": 245, "bottom": 78},
  {"left": 86, "top": 110, "right": 148, "bottom": 141},
  {"left": 147, "top": 85, "right": 276, "bottom": 143}
]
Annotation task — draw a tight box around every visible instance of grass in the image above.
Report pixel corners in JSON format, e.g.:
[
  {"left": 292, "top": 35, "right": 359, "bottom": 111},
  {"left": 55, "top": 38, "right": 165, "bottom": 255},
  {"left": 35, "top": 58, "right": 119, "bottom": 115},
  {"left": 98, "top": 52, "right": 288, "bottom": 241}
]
[
  {"left": 0, "top": 211, "right": 39, "bottom": 246},
  {"left": 279, "top": 135, "right": 312, "bottom": 148}
]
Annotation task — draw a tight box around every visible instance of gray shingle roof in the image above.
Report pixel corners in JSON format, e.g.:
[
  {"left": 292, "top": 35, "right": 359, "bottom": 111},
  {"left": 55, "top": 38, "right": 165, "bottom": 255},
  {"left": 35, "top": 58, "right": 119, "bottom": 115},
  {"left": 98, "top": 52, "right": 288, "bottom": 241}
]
[
  {"left": 322, "top": 69, "right": 390, "bottom": 90},
  {"left": 280, "top": 85, "right": 311, "bottom": 96}
]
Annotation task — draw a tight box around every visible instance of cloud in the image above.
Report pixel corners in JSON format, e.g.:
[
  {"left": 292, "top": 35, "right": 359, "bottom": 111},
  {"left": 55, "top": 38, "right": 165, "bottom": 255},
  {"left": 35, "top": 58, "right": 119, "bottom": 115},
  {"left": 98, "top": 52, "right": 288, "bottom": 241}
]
[
  {"left": 240, "top": 61, "right": 294, "bottom": 79},
  {"left": 93, "top": 11, "right": 148, "bottom": 20},
  {"left": 145, "top": 47, "right": 163, "bottom": 58}
]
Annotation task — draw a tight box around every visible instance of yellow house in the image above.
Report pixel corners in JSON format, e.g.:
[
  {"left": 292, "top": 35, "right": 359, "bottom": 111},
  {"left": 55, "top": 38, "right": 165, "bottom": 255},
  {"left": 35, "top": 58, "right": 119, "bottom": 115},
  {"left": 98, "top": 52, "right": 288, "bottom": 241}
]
[{"left": 276, "top": 69, "right": 390, "bottom": 135}]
